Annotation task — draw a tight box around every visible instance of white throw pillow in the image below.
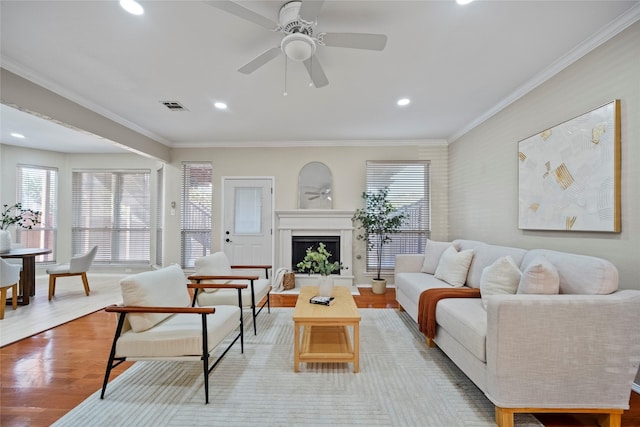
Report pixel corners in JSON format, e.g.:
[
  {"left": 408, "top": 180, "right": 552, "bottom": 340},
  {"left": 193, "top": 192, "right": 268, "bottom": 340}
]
[
  {"left": 120, "top": 264, "right": 191, "bottom": 332},
  {"left": 480, "top": 256, "right": 522, "bottom": 309},
  {"left": 434, "top": 246, "right": 474, "bottom": 287},
  {"left": 517, "top": 256, "right": 560, "bottom": 295},
  {"left": 421, "top": 239, "right": 456, "bottom": 274}
]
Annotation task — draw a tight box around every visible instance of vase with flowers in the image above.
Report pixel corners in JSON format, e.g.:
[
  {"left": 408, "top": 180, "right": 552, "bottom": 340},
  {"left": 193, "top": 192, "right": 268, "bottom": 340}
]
[
  {"left": 296, "top": 242, "right": 344, "bottom": 297},
  {"left": 0, "top": 203, "right": 42, "bottom": 252}
]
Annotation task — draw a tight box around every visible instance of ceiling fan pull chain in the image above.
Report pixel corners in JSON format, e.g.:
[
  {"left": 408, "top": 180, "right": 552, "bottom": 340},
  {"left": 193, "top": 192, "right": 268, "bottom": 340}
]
[{"left": 284, "top": 56, "right": 288, "bottom": 96}]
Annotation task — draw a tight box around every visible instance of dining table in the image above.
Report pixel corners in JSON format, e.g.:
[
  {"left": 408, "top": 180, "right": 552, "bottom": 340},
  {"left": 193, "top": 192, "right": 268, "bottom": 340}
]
[{"left": 1, "top": 247, "right": 52, "bottom": 305}]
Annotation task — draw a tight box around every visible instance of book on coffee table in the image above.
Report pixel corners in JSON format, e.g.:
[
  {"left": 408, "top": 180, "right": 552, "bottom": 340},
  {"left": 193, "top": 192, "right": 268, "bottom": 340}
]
[{"left": 309, "top": 295, "right": 335, "bottom": 306}]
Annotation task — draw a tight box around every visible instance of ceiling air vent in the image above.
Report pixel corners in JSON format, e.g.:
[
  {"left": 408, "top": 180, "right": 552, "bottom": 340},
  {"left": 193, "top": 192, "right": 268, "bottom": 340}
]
[{"left": 160, "top": 101, "right": 188, "bottom": 111}]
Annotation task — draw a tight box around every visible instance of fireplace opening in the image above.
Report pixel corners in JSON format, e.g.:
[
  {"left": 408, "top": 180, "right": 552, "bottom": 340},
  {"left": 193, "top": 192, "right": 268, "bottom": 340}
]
[{"left": 292, "top": 236, "right": 341, "bottom": 275}]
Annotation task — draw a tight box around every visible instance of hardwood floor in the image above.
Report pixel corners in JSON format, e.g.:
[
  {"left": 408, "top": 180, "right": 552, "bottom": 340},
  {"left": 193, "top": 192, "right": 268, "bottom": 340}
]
[{"left": 1, "top": 287, "right": 638, "bottom": 427}]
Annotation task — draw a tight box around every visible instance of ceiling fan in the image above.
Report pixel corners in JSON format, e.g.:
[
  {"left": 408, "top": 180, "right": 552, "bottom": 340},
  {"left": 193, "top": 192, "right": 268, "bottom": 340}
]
[{"left": 205, "top": 0, "right": 388, "bottom": 88}]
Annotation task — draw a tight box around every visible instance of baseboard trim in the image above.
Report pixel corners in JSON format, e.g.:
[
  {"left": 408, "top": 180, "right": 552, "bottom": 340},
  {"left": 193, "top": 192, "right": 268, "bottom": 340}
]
[{"left": 633, "top": 382, "right": 640, "bottom": 395}]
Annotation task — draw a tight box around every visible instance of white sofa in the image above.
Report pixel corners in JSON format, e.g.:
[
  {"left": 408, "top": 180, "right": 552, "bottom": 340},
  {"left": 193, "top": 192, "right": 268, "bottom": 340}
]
[{"left": 395, "top": 239, "right": 640, "bottom": 427}]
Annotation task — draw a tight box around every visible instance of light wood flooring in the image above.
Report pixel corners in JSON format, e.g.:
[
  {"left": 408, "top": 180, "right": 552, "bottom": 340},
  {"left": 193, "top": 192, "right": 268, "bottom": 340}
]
[{"left": 1, "top": 287, "right": 638, "bottom": 427}]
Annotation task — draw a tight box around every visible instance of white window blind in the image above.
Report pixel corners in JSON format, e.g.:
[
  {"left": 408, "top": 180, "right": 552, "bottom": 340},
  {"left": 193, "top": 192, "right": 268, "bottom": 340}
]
[
  {"left": 365, "top": 160, "right": 431, "bottom": 271},
  {"left": 16, "top": 164, "right": 58, "bottom": 263},
  {"left": 72, "top": 170, "right": 150, "bottom": 264},
  {"left": 181, "top": 162, "right": 212, "bottom": 268}
]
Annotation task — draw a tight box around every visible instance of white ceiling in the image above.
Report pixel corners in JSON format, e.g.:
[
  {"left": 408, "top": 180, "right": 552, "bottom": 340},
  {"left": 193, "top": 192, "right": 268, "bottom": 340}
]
[{"left": 1, "top": 1, "right": 639, "bottom": 154}]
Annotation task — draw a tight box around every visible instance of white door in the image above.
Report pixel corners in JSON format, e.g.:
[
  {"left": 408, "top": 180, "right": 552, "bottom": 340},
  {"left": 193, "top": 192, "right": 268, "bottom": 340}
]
[{"left": 222, "top": 178, "right": 273, "bottom": 266}]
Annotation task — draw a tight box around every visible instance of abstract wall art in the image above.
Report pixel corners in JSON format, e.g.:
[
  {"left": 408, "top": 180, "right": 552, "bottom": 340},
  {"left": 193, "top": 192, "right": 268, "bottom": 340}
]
[{"left": 518, "top": 100, "right": 620, "bottom": 232}]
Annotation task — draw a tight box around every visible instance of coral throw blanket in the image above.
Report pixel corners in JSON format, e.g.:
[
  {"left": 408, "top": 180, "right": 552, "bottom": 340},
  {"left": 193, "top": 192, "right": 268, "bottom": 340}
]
[{"left": 418, "top": 287, "right": 481, "bottom": 340}]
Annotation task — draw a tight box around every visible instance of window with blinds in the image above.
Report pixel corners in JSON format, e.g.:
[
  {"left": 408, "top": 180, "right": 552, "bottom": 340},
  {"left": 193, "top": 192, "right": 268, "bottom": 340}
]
[
  {"left": 16, "top": 164, "right": 58, "bottom": 263},
  {"left": 181, "top": 162, "right": 212, "bottom": 268},
  {"left": 72, "top": 170, "right": 150, "bottom": 264},
  {"left": 365, "top": 160, "right": 431, "bottom": 272}
]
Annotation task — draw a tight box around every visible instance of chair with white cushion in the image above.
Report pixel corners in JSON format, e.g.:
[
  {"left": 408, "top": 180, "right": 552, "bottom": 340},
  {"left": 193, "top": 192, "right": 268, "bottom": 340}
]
[
  {"left": 100, "top": 264, "right": 246, "bottom": 404},
  {"left": 0, "top": 258, "right": 21, "bottom": 319},
  {"left": 46, "top": 245, "right": 98, "bottom": 300},
  {"left": 188, "top": 252, "right": 271, "bottom": 335}
]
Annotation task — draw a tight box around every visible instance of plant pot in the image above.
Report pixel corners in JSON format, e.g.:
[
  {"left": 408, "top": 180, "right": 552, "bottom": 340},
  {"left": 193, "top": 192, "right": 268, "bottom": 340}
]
[
  {"left": 371, "top": 278, "right": 387, "bottom": 295},
  {"left": 318, "top": 275, "right": 334, "bottom": 297},
  {"left": 0, "top": 230, "right": 11, "bottom": 253}
]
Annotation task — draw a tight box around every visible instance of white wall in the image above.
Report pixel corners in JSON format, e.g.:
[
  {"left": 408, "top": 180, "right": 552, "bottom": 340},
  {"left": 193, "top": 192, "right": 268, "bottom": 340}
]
[
  {"left": 448, "top": 21, "right": 640, "bottom": 384},
  {"left": 166, "top": 144, "right": 449, "bottom": 284}
]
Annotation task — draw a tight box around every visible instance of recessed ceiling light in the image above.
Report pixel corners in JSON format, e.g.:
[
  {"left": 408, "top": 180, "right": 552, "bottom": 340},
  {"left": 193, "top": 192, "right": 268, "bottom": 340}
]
[
  {"left": 120, "top": 0, "right": 144, "bottom": 15},
  {"left": 397, "top": 98, "right": 411, "bottom": 107},
  {"left": 214, "top": 102, "right": 228, "bottom": 110},
  {"left": 456, "top": 0, "right": 474, "bottom": 5},
  {"left": 11, "top": 132, "right": 25, "bottom": 139}
]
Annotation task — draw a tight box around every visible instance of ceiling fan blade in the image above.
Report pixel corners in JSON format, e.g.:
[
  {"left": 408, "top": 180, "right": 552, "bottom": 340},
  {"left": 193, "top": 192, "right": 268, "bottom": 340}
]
[
  {"left": 298, "top": 0, "right": 324, "bottom": 22},
  {"left": 303, "top": 55, "right": 329, "bottom": 88},
  {"left": 308, "top": 195, "right": 320, "bottom": 200},
  {"left": 204, "top": 1, "right": 278, "bottom": 30},
  {"left": 238, "top": 47, "right": 281, "bottom": 74},
  {"left": 321, "top": 32, "right": 388, "bottom": 51}
]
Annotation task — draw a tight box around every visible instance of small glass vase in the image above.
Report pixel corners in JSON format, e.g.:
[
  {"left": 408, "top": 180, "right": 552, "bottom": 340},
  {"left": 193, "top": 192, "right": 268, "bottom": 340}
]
[{"left": 318, "top": 275, "right": 334, "bottom": 297}]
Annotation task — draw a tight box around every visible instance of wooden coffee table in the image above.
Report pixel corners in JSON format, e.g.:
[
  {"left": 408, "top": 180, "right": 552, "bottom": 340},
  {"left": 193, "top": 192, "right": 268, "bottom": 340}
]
[{"left": 293, "top": 285, "right": 361, "bottom": 373}]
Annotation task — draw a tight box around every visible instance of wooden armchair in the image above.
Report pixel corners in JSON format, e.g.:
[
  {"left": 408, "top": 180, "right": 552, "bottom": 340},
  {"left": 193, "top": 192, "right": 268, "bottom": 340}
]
[
  {"left": 188, "top": 252, "right": 272, "bottom": 335},
  {"left": 100, "top": 264, "right": 247, "bottom": 404}
]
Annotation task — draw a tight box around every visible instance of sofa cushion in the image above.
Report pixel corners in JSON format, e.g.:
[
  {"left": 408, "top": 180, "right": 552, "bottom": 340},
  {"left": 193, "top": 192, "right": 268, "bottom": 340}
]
[
  {"left": 520, "top": 249, "right": 618, "bottom": 295},
  {"left": 421, "top": 239, "right": 458, "bottom": 274},
  {"left": 395, "top": 272, "right": 452, "bottom": 303},
  {"left": 480, "top": 256, "right": 522, "bottom": 309},
  {"left": 517, "top": 256, "right": 560, "bottom": 294},
  {"left": 435, "top": 247, "right": 474, "bottom": 287},
  {"left": 455, "top": 240, "right": 528, "bottom": 289},
  {"left": 120, "top": 264, "right": 191, "bottom": 332},
  {"left": 435, "top": 298, "right": 487, "bottom": 362}
]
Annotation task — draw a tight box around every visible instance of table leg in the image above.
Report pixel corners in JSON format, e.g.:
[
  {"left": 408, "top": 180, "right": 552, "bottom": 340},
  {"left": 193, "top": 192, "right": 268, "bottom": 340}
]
[
  {"left": 294, "top": 321, "right": 300, "bottom": 372},
  {"left": 353, "top": 322, "right": 360, "bottom": 373},
  {"left": 20, "top": 256, "right": 36, "bottom": 304}
]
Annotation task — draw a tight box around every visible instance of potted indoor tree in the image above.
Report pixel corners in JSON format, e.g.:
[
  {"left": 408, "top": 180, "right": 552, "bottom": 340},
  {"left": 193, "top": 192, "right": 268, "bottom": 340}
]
[{"left": 352, "top": 188, "right": 406, "bottom": 294}]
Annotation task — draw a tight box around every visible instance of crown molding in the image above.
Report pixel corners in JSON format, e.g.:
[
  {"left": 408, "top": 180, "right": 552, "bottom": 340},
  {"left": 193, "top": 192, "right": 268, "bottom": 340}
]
[
  {"left": 448, "top": 3, "right": 640, "bottom": 143},
  {"left": 172, "top": 139, "right": 449, "bottom": 149}
]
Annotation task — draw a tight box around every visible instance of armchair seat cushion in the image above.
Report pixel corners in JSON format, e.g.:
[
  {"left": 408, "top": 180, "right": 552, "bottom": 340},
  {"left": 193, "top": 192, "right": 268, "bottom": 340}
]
[
  {"left": 197, "top": 279, "right": 270, "bottom": 307},
  {"left": 45, "top": 263, "right": 72, "bottom": 274},
  {"left": 116, "top": 305, "right": 240, "bottom": 358}
]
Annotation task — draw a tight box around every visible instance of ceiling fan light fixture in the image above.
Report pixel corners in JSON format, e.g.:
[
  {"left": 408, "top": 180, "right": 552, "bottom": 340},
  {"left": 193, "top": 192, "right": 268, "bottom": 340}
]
[
  {"left": 281, "top": 33, "right": 316, "bottom": 62},
  {"left": 119, "top": 0, "right": 144, "bottom": 15}
]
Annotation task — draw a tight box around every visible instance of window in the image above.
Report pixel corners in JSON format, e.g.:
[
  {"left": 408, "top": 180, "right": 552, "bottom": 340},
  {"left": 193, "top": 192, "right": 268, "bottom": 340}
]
[
  {"left": 16, "top": 164, "right": 58, "bottom": 262},
  {"left": 72, "top": 170, "right": 150, "bottom": 264},
  {"left": 365, "top": 160, "right": 430, "bottom": 272},
  {"left": 181, "top": 162, "right": 212, "bottom": 268}
]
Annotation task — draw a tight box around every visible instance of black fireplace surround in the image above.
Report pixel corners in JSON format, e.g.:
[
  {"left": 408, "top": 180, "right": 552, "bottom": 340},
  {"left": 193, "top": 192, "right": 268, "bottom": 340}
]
[{"left": 292, "top": 236, "right": 341, "bottom": 274}]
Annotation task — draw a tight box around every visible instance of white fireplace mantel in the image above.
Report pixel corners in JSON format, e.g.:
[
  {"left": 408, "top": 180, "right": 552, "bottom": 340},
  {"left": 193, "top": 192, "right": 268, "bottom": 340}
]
[{"left": 276, "top": 210, "right": 355, "bottom": 287}]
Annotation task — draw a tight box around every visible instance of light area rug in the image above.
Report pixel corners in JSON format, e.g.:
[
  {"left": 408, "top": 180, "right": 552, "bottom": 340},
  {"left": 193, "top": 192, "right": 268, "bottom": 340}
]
[
  {"left": 54, "top": 308, "right": 542, "bottom": 427},
  {"left": 0, "top": 273, "right": 126, "bottom": 347}
]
